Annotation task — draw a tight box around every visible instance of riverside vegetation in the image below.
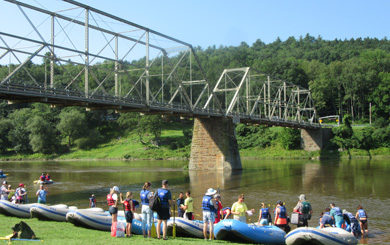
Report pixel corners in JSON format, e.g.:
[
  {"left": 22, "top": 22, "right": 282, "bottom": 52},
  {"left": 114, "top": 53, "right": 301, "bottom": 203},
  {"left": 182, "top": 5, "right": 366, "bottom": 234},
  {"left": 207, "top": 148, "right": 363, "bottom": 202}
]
[{"left": 0, "top": 35, "right": 389, "bottom": 160}]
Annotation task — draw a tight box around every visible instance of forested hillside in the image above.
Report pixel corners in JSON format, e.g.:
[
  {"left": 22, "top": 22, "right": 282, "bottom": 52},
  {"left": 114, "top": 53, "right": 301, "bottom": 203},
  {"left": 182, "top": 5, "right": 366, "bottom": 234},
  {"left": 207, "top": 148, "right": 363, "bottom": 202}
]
[{"left": 0, "top": 35, "right": 389, "bottom": 157}]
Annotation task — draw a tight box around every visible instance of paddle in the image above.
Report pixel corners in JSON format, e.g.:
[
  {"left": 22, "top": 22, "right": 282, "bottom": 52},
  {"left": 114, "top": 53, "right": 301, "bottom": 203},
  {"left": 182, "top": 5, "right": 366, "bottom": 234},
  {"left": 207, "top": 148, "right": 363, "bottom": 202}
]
[{"left": 172, "top": 195, "right": 176, "bottom": 239}]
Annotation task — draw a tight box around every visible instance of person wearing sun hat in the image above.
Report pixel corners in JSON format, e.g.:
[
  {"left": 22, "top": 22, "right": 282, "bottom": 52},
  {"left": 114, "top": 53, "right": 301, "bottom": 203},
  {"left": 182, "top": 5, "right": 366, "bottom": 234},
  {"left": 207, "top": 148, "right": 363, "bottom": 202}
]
[
  {"left": 15, "top": 183, "right": 27, "bottom": 204},
  {"left": 202, "top": 188, "right": 218, "bottom": 240},
  {"left": 0, "top": 180, "right": 10, "bottom": 201},
  {"left": 107, "top": 186, "right": 120, "bottom": 224}
]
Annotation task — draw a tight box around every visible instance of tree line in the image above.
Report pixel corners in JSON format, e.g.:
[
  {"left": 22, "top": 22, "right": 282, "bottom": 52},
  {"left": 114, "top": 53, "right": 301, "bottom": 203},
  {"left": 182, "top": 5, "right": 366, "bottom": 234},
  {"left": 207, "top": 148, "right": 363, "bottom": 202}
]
[{"left": 0, "top": 34, "right": 389, "bottom": 155}]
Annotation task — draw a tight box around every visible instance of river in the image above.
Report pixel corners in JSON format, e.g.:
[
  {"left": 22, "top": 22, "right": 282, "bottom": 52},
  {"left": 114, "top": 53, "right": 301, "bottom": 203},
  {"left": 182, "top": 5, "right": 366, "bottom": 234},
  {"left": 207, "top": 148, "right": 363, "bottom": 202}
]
[{"left": 0, "top": 159, "right": 389, "bottom": 244}]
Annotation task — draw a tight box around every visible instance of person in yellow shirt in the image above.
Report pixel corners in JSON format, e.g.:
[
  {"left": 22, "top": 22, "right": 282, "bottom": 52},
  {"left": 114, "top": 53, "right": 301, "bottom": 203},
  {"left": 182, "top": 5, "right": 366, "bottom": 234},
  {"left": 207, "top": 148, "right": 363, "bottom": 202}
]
[
  {"left": 231, "top": 194, "right": 254, "bottom": 223},
  {"left": 182, "top": 190, "right": 193, "bottom": 220}
]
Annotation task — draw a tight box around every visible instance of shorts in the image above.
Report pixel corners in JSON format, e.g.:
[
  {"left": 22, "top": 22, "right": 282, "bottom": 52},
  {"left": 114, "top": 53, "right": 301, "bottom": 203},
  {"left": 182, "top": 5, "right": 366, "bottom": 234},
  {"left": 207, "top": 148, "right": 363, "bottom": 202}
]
[
  {"left": 186, "top": 212, "right": 193, "bottom": 220},
  {"left": 360, "top": 219, "right": 367, "bottom": 225},
  {"left": 259, "top": 218, "right": 268, "bottom": 225},
  {"left": 157, "top": 207, "right": 170, "bottom": 220},
  {"left": 203, "top": 211, "right": 215, "bottom": 223},
  {"left": 234, "top": 215, "right": 246, "bottom": 223},
  {"left": 109, "top": 206, "right": 118, "bottom": 215},
  {"left": 125, "top": 211, "right": 134, "bottom": 223}
]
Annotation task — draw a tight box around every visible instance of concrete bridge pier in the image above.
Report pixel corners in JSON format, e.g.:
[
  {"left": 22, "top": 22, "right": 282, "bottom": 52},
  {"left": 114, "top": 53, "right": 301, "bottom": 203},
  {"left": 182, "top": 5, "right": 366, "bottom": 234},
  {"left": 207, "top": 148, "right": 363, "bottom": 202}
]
[
  {"left": 189, "top": 117, "right": 242, "bottom": 171},
  {"left": 301, "top": 128, "right": 333, "bottom": 151}
]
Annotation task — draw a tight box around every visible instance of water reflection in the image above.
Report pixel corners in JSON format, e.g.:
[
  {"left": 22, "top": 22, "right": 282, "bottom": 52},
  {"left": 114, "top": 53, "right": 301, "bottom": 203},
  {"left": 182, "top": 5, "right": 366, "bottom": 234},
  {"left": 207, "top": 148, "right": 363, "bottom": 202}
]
[{"left": 0, "top": 159, "right": 390, "bottom": 243}]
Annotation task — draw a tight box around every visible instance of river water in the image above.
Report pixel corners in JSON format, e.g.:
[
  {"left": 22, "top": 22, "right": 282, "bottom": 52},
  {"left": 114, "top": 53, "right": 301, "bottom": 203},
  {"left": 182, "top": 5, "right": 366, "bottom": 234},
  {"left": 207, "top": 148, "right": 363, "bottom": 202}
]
[{"left": 0, "top": 159, "right": 389, "bottom": 244}]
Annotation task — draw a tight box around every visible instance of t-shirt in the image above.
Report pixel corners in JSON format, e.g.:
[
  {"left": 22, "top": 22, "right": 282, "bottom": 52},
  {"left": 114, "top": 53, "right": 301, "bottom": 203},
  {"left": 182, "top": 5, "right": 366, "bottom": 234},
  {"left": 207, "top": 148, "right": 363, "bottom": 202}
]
[
  {"left": 112, "top": 193, "right": 118, "bottom": 201},
  {"left": 231, "top": 202, "right": 248, "bottom": 216},
  {"left": 37, "top": 190, "right": 47, "bottom": 203},
  {"left": 184, "top": 197, "right": 193, "bottom": 213},
  {"left": 0, "top": 185, "right": 9, "bottom": 200},
  {"left": 157, "top": 188, "right": 172, "bottom": 208},
  {"left": 214, "top": 201, "right": 223, "bottom": 223},
  {"left": 320, "top": 213, "right": 334, "bottom": 226}
]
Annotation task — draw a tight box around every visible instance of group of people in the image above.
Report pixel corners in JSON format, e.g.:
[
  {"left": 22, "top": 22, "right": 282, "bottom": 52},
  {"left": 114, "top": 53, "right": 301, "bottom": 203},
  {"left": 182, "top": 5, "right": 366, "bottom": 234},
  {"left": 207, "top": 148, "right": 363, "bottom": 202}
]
[
  {"left": 39, "top": 172, "right": 51, "bottom": 182},
  {"left": 104, "top": 181, "right": 368, "bottom": 240},
  {"left": 0, "top": 178, "right": 49, "bottom": 204},
  {"left": 319, "top": 203, "right": 368, "bottom": 238}
]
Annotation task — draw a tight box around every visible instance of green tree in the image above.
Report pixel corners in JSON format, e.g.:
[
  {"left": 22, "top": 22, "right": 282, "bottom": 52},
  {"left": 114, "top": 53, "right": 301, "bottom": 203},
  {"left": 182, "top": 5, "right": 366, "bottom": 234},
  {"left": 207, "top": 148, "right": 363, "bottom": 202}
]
[
  {"left": 8, "top": 108, "right": 33, "bottom": 154},
  {"left": 0, "top": 119, "right": 12, "bottom": 153},
  {"left": 136, "top": 115, "right": 162, "bottom": 145},
  {"left": 57, "top": 109, "right": 87, "bottom": 147},
  {"left": 356, "top": 127, "right": 375, "bottom": 159},
  {"left": 332, "top": 114, "right": 356, "bottom": 159},
  {"left": 27, "top": 116, "right": 59, "bottom": 154},
  {"left": 279, "top": 127, "right": 301, "bottom": 150}
]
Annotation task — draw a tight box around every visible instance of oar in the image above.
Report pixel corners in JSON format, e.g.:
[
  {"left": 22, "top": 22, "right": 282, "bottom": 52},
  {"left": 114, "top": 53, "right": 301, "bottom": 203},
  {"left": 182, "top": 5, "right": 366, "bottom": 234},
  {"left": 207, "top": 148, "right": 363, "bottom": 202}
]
[{"left": 172, "top": 195, "right": 176, "bottom": 239}]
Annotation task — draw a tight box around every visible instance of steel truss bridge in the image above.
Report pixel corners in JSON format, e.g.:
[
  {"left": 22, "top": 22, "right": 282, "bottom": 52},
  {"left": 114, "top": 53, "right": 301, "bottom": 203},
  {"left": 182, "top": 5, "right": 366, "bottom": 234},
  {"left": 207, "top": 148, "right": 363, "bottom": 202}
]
[{"left": 0, "top": 0, "right": 319, "bottom": 129}]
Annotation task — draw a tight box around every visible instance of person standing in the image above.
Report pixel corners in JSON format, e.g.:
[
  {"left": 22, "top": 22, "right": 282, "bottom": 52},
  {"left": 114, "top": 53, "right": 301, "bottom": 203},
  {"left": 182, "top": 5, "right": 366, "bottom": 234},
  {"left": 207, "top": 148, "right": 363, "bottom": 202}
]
[
  {"left": 120, "top": 192, "right": 135, "bottom": 237},
  {"left": 182, "top": 190, "right": 193, "bottom": 220},
  {"left": 258, "top": 203, "right": 271, "bottom": 226},
  {"left": 15, "top": 183, "right": 27, "bottom": 204},
  {"left": 231, "top": 194, "right": 254, "bottom": 223},
  {"left": 176, "top": 192, "right": 185, "bottom": 218},
  {"left": 1, "top": 181, "right": 10, "bottom": 201},
  {"left": 356, "top": 205, "right": 368, "bottom": 238},
  {"left": 107, "top": 186, "right": 120, "bottom": 224},
  {"left": 293, "top": 194, "right": 312, "bottom": 227},
  {"left": 89, "top": 194, "right": 96, "bottom": 208},
  {"left": 140, "top": 182, "right": 153, "bottom": 238},
  {"left": 35, "top": 185, "right": 48, "bottom": 204},
  {"left": 330, "top": 203, "right": 344, "bottom": 228},
  {"left": 214, "top": 194, "right": 223, "bottom": 224},
  {"left": 202, "top": 188, "right": 217, "bottom": 240},
  {"left": 157, "top": 180, "right": 172, "bottom": 240},
  {"left": 274, "top": 201, "right": 289, "bottom": 232}
]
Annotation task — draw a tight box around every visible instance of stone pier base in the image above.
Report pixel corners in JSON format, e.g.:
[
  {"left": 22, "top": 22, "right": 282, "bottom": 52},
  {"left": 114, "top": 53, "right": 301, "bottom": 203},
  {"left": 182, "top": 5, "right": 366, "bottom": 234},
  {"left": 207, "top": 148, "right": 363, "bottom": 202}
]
[
  {"left": 301, "top": 128, "right": 333, "bottom": 151},
  {"left": 189, "top": 117, "right": 242, "bottom": 171}
]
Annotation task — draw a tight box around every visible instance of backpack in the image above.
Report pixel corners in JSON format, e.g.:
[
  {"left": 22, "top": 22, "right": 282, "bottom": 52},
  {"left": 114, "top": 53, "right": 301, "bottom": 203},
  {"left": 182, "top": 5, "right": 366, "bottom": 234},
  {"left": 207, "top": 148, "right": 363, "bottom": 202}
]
[
  {"left": 302, "top": 201, "right": 311, "bottom": 214},
  {"left": 149, "top": 192, "right": 161, "bottom": 212}
]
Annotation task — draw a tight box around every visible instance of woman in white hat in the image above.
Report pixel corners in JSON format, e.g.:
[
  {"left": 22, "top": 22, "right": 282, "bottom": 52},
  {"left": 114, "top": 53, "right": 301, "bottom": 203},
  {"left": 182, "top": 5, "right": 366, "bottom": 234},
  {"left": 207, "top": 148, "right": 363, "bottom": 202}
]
[
  {"left": 107, "top": 186, "right": 120, "bottom": 223},
  {"left": 202, "top": 188, "right": 218, "bottom": 240}
]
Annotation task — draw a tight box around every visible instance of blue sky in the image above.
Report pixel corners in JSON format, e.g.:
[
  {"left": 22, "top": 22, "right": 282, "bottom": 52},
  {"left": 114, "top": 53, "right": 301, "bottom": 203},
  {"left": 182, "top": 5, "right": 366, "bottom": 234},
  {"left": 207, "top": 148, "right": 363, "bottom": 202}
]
[{"left": 76, "top": 0, "right": 389, "bottom": 48}]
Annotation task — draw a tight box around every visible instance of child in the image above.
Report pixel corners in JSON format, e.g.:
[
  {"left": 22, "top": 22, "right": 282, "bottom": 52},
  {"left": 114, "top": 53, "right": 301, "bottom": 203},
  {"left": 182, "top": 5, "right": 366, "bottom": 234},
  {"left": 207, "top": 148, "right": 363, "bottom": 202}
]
[
  {"left": 89, "top": 194, "right": 96, "bottom": 208},
  {"left": 120, "top": 192, "right": 134, "bottom": 237}
]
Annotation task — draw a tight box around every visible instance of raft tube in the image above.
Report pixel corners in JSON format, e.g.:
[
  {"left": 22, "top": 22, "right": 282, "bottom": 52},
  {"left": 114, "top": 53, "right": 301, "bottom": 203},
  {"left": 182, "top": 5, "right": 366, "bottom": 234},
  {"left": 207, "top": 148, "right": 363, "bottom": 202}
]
[
  {"left": 214, "top": 219, "right": 286, "bottom": 244},
  {"left": 167, "top": 217, "right": 208, "bottom": 238},
  {"left": 285, "top": 227, "right": 358, "bottom": 245},
  {"left": 0, "top": 200, "right": 41, "bottom": 218}
]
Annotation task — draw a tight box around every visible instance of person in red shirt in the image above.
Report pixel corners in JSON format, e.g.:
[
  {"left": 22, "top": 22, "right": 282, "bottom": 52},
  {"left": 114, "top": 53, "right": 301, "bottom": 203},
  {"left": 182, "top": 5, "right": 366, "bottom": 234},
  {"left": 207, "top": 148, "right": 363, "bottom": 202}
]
[
  {"left": 214, "top": 194, "right": 224, "bottom": 223},
  {"left": 120, "top": 191, "right": 134, "bottom": 237}
]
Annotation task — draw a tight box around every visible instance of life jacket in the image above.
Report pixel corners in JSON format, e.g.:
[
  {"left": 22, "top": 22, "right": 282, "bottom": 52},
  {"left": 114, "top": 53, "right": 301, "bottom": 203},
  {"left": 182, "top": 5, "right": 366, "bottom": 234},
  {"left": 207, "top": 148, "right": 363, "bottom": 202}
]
[
  {"left": 157, "top": 188, "right": 170, "bottom": 207},
  {"left": 107, "top": 194, "right": 115, "bottom": 206},
  {"left": 89, "top": 197, "right": 96, "bottom": 206},
  {"left": 140, "top": 190, "right": 150, "bottom": 205},
  {"left": 321, "top": 212, "right": 334, "bottom": 226},
  {"left": 45, "top": 175, "right": 50, "bottom": 181},
  {"left": 358, "top": 209, "right": 367, "bottom": 219},
  {"left": 123, "top": 199, "right": 132, "bottom": 211},
  {"left": 276, "top": 206, "right": 287, "bottom": 225},
  {"left": 202, "top": 195, "right": 214, "bottom": 212},
  {"left": 332, "top": 207, "right": 342, "bottom": 216},
  {"left": 214, "top": 200, "right": 221, "bottom": 215},
  {"left": 40, "top": 175, "right": 45, "bottom": 181},
  {"left": 301, "top": 201, "right": 311, "bottom": 214},
  {"left": 15, "top": 187, "right": 25, "bottom": 200},
  {"left": 261, "top": 208, "right": 269, "bottom": 219}
]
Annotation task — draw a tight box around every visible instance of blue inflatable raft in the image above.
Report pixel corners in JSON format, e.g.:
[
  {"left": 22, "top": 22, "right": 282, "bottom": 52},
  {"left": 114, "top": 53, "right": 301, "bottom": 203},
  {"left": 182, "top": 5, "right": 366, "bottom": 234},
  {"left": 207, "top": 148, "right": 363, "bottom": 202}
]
[
  {"left": 214, "top": 219, "right": 286, "bottom": 244},
  {"left": 0, "top": 174, "right": 7, "bottom": 179}
]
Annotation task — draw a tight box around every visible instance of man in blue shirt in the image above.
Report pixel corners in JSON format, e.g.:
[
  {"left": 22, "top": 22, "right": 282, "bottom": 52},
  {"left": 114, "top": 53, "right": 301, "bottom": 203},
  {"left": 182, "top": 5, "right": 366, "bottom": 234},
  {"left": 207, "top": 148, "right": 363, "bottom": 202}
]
[
  {"left": 330, "top": 203, "right": 344, "bottom": 228},
  {"left": 176, "top": 192, "right": 185, "bottom": 218},
  {"left": 35, "top": 185, "right": 48, "bottom": 204},
  {"left": 157, "top": 180, "right": 172, "bottom": 240}
]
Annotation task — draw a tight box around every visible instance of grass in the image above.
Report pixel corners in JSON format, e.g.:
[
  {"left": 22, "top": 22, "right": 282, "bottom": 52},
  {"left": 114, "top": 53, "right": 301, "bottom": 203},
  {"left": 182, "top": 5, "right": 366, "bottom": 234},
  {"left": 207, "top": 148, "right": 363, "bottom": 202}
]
[{"left": 0, "top": 214, "right": 238, "bottom": 245}]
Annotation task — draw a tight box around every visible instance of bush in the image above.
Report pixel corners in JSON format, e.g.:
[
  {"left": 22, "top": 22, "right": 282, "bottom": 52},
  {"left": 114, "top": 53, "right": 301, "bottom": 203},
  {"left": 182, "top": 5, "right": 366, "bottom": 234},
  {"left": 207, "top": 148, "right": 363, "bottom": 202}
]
[
  {"left": 236, "top": 124, "right": 276, "bottom": 149},
  {"left": 279, "top": 128, "right": 301, "bottom": 150},
  {"left": 74, "top": 129, "right": 101, "bottom": 150}
]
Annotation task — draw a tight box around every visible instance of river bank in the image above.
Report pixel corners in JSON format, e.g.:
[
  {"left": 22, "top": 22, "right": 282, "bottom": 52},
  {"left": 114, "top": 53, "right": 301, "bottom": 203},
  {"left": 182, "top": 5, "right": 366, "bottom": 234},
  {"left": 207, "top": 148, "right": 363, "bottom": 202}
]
[
  {"left": 0, "top": 126, "right": 389, "bottom": 162},
  {"left": 0, "top": 215, "right": 237, "bottom": 245}
]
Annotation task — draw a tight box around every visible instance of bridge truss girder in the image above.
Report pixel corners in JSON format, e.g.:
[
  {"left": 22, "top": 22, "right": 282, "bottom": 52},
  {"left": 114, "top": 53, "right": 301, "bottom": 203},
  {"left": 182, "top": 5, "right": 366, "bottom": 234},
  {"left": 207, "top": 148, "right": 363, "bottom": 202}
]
[{"left": 0, "top": 0, "right": 319, "bottom": 129}]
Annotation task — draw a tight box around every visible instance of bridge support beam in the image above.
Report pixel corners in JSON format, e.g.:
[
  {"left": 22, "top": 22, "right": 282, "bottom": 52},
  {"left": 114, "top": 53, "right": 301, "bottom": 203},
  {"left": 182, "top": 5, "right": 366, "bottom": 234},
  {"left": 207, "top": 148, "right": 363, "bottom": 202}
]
[
  {"left": 301, "top": 128, "right": 332, "bottom": 151},
  {"left": 189, "top": 118, "right": 242, "bottom": 171}
]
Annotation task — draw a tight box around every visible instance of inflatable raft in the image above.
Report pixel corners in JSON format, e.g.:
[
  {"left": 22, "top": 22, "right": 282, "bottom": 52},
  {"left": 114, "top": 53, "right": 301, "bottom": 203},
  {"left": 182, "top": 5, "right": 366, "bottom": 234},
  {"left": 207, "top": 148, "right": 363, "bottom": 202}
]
[
  {"left": 0, "top": 174, "right": 7, "bottom": 179},
  {"left": 0, "top": 200, "right": 41, "bottom": 218},
  {"left": 167, "top": 217, "right": 208, "bottom": 238},
  {"left": 66, "top": 209, "right": 143, "bottom": 234},
  {"left": 285, "top": 227, "right": 358, "bottom": 245},
  {"left": 30, "top": 205, "right": 99, "bottom": 222},
  {"left": 214, "top": 219, "right": 286, "bottom": 244},
  {"left": 33, "top": 180, "right": 54, "bottom": 185}
]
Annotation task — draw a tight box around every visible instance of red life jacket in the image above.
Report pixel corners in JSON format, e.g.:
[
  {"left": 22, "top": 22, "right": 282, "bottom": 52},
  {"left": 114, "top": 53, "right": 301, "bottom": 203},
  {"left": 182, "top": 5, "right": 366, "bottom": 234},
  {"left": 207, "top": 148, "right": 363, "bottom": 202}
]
[
  {"left": 107, "top": 194, "right": 115, "bottom": 206},
  {"left": 40, "top": 175, "right": 45, "bottom": 181},
  {"left": 123, "top": 199, "right": 132, "bottom": 211}
]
